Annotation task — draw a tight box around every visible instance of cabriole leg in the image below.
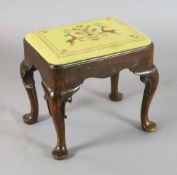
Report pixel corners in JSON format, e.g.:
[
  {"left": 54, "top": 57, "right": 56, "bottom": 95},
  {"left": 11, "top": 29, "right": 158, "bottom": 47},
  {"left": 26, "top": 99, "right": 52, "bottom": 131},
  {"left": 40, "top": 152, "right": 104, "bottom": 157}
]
[
  {"left": 20, "top": 60, "right": 39, "bottom": 124},
  {"left": 134, "top": 65, "right": 159, "bottom": 132},
  {"left": 42, "top": 82, "right": 79, "bottom": 160}
]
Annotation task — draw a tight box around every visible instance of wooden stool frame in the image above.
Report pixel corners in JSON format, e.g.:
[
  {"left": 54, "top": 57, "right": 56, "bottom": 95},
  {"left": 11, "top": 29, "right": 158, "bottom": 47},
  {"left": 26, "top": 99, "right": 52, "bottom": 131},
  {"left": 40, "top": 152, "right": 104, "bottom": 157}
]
[{"left": 20, "top": 40, "right": 159, "bottom": 160}]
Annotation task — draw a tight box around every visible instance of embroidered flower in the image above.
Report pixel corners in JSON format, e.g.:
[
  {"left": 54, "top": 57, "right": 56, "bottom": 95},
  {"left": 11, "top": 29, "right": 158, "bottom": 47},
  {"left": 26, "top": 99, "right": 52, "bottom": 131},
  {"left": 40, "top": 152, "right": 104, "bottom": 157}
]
[{"left": 64, "top": 23, "right": 118, "bottom": 45}]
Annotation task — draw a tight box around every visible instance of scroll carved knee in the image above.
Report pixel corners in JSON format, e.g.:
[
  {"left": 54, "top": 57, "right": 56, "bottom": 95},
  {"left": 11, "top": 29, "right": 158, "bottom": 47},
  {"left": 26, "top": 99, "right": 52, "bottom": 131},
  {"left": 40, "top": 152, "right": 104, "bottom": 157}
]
[
  {"left": 20, "top": 60, "right": 39, "bottom": 124},
  {"left": 109, "top": 72, "right": 123, "bottom": 101},
  {"left": 42, "top": 82, "right": 79, "bottom": 160},
  {"left": 132, "top": 65, "right": 159, "bottom": 132}
]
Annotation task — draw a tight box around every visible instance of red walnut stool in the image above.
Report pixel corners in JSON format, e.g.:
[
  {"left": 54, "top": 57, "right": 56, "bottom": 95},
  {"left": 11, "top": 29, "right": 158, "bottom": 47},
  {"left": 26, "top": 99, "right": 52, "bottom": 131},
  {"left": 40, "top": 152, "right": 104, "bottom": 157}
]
[{"left": 20, "top": 17, "right": 159, "bottom": 160}]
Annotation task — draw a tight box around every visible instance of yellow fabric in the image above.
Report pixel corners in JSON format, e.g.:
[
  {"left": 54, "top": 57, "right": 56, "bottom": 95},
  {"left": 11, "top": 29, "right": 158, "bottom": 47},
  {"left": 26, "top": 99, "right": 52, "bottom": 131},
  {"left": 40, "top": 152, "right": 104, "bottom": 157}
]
[{"left": 25, "top": 17, "right": 151, "bottom": 65}]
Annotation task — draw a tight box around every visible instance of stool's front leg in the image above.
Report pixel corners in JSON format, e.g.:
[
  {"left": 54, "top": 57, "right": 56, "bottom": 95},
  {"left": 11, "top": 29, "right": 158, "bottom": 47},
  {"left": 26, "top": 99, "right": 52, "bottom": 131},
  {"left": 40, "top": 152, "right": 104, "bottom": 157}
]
[
  {"left": 109, "top": 72, "right": 123, "bottom": 101},
  {"left": 42, "top": 82, "right": 79, "bottom": 160},
  {"left": 49, "top": 98, "right": 67, "bottom": 160},
  {"left": 20, "top": 60, "right": 39, "bottom": 124},
  {"left": 42, "top": 83, "right": 67, "bottom": 160},
  {"left": 133, "top": 65, "right": 159, "bottom": 132}
]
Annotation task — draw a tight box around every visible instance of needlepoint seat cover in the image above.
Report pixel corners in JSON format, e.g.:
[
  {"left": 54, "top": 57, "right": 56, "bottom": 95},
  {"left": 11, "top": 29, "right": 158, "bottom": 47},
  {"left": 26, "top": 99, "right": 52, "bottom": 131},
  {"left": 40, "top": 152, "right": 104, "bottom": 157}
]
[{"left": 25, "top": 17, "right": 151, "bottom": 65}]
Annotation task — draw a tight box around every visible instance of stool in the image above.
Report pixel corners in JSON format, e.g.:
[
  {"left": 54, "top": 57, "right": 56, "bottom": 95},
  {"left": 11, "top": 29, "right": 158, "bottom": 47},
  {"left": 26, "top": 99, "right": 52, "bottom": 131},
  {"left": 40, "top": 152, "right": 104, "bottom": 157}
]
[{"left": 20, "top": 17, "right": 159, "bottom": 160}]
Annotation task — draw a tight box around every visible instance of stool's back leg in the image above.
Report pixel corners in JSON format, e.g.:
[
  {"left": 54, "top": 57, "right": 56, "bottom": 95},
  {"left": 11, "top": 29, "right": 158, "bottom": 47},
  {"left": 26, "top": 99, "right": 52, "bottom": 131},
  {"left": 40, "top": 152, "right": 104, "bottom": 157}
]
[
  {"left": 133, "top": 65, "right": 159, "bottom": 132},
  {"left": 109, "top": 72, "right": 123, "bottom": 101},
  {"left": 20, "top": 60, "right": 39, "bottom": 124}
]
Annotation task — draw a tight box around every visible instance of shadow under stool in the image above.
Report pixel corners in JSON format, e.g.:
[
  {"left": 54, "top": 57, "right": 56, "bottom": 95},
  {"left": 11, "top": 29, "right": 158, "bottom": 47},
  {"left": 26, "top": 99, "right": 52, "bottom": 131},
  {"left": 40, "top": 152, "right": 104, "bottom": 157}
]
[{"left": 20, "top": 17, "right": 159, "bottom": 160}]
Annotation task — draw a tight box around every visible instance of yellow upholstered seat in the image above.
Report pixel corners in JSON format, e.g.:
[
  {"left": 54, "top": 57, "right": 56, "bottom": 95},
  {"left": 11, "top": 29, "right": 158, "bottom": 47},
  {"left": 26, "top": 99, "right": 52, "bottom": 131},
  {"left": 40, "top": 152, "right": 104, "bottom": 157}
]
[{"left": 25, "top": 17, "right": 151, "bottom": 65}]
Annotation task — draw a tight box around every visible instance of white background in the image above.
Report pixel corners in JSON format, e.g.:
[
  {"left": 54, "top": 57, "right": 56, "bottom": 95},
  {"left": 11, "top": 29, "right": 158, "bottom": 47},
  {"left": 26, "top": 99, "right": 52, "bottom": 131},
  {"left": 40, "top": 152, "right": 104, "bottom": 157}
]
[{"left": 0, "top": 0, "right": 177, "bottom": 174}]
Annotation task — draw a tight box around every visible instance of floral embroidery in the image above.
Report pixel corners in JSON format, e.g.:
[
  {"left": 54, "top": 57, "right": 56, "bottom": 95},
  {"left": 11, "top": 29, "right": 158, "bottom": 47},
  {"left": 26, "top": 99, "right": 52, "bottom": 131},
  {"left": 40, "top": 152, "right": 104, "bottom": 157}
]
[
  {"left": 27, "top": 18, "right": 151, "bottom": 65},
  {"left": 63, "top": 23, "right": 118, "bottom": 45}
]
